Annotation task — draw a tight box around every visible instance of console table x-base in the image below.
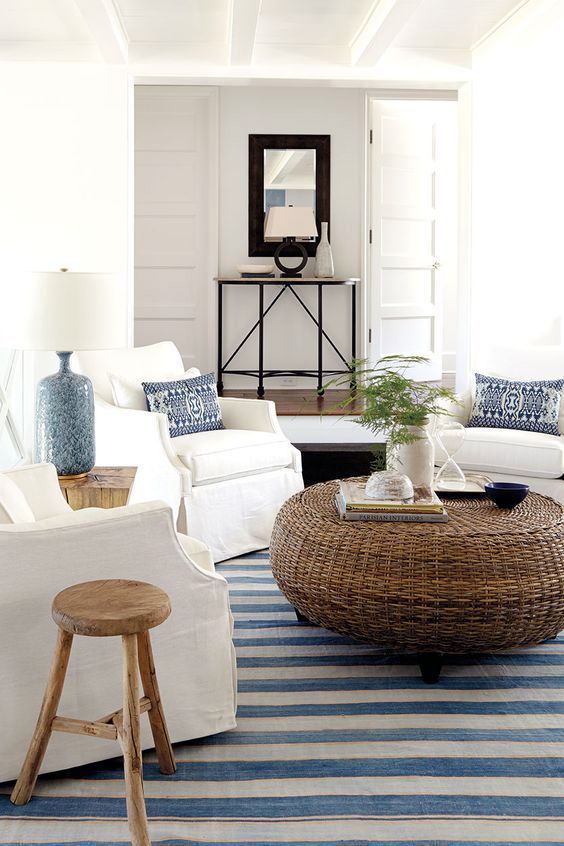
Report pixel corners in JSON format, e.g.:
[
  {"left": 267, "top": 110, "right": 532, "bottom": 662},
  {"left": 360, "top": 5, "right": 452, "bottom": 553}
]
[{"left": 216, "top": 277, "right": 359, "bottom": 397}]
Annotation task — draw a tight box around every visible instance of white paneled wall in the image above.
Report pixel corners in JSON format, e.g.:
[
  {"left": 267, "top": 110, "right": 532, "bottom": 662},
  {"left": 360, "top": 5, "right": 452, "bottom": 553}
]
[
  {"left": 218, "top": 86, "right": 364, "bottom": 390},
  {"left": 133, "top": 84, "right": 461, "bottom": 389},
  {"left": 134, "top": 86, "right": 218, "bottom": 371}
]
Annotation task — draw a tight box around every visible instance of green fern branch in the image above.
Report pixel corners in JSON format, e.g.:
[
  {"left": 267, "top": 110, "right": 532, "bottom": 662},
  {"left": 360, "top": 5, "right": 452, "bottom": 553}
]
[{"left": 325, "top": 355, "right": 459, "bottom": 461}]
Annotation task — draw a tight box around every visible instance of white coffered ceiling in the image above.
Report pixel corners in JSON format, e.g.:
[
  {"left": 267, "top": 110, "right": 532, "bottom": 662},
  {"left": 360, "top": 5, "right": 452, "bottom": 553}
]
[
  {"left": 395, "top": 0, "right": 524, "bottom": 47},
  {"left": 0, "top": 0, "right": 527, "bottom": 82}
]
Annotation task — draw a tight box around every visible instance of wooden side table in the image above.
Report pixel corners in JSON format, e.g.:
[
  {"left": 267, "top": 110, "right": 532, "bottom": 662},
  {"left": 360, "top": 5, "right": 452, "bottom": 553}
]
[{"left": 59, "top": 467, "right": 137, "bottom": 510}]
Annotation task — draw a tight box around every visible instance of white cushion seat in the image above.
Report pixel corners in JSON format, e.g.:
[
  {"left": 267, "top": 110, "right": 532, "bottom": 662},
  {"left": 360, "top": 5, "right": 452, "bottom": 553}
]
[
  {"left": 173, "top": 428, "right": 295, "bottom": 485},
  {"left": 448, "top": 427, "right": 564, "bottom": 479}
]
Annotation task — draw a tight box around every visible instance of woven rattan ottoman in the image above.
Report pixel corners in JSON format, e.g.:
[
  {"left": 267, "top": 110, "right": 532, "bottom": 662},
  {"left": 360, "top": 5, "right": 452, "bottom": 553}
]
[{"left": 270, "top": 479, "right": 564, "bottom": 682}]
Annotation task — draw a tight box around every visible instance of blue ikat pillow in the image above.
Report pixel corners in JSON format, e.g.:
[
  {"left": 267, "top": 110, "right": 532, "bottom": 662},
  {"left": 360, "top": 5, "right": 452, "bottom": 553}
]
[
  {"left": 468, "top": 373, "right": 564, "bottom": 436},
  {"left": 142, "top": 372, "right": 224, "bottom": 438}
]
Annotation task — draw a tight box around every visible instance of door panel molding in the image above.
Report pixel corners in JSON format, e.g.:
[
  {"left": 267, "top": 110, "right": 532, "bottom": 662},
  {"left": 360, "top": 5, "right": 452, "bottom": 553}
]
[
  {"left": 368, "top": 97, "right": 458, "bottom": 383},
  {"left": 134, "top": 86, "right": 218, "bottom": 372}
]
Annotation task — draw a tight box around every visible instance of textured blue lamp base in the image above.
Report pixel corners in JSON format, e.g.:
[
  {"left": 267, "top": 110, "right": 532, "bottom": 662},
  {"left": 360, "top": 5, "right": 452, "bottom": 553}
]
[{"left": 34, "top": 351, "right": 95, "bottom": 478}]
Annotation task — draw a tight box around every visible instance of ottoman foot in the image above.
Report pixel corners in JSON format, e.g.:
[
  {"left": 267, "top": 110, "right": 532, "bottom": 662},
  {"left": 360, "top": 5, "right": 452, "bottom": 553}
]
[
  {"left": 294, "top": 607, "right": 311, "bottom": 624},
  {"left": 419, "top": 653, "right": 443, "bottom": 684}
]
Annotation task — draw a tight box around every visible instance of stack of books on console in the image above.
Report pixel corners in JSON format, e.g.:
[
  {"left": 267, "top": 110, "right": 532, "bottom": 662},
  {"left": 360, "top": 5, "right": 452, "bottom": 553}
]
[
  {"left": 336, "top": 480, "right": 448, "bottom": 523},
  {"left": 236, "top": 264, "right": 276, "bottom": 279}
]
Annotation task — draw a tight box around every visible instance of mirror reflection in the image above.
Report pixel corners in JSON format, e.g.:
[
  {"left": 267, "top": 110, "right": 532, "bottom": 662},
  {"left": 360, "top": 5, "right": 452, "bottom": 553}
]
[{"left": 263, "top": 149, "right": 316, "bottom": 241}]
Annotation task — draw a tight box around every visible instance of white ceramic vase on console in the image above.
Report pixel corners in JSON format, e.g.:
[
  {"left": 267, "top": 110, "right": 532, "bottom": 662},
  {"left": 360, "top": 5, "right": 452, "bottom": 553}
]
[
  {"left": 314, "top": 222, "right": 334, "bottom": 278},
  {"left": 395, "top": 423, "right": 435, "bottom": 490}
]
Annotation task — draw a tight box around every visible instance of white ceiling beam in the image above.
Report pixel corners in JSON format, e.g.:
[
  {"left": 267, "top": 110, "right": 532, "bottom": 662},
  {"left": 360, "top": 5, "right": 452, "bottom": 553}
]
[
  {"left": 350, "top": 0, "right": 424, "bottom": 67},
  {"left": 73, "top": 0, "right": 128, "bottom": 63},
  {"left": 129, "top": 47, "right": 471, "bottom": 86},
  {"left": 265, "top": 150, "right": 294, "bottom": 187},
  {"left": 228, "top": 0, "right": 262, "bottom": 65}
]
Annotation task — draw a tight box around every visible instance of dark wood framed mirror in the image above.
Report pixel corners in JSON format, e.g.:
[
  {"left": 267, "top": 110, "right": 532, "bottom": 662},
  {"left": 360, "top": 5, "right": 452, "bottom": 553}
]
[{"left": 248, "top": 134, "right": 330, "bottom": 258}]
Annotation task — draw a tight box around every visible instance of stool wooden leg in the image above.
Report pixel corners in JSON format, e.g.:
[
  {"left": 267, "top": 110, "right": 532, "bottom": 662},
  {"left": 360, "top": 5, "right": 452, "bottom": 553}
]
[
  {"left": 137, "top": 630, "right": 176, "bottom": 775},
  {"left": 122, "top": 633, "right": 150, "bottom": 846},
  {"left": 11, "top": 629, "right": 74, "bottom": 805}
]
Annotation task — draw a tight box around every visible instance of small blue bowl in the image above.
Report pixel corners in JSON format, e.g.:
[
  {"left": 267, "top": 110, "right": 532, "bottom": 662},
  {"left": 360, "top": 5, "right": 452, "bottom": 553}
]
[{"left": 485, "top": 481, "right": 529, "bottom": 509}]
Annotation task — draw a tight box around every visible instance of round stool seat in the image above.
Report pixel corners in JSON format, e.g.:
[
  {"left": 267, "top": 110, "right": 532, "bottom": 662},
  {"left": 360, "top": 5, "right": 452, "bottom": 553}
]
[{"left": 52, "top": 579, "right": 171, "bottom": 637}]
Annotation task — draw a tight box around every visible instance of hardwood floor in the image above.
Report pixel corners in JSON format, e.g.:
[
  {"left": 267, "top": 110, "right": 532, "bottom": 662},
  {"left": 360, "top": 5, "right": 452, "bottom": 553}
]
[
  {"left": 220, "top": 388, "right": 364, "bottom": 416},
  {"left": 220, "top": 376, "right": 455, "bottom": 417}
]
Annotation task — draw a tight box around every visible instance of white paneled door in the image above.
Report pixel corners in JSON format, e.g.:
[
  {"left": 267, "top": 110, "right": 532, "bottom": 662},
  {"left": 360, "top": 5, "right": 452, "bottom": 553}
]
[
  {"left": 134, "top": 86, "right": 218, "bottom": 370},
  {"left": 369, "top": 99, "right": 457, "bottom": 381}
]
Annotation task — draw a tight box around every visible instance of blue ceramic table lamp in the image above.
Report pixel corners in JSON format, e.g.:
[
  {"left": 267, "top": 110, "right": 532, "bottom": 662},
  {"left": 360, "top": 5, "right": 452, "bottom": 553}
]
[{"left": 5, "top": 270, "right": 121, "bottom": 478}]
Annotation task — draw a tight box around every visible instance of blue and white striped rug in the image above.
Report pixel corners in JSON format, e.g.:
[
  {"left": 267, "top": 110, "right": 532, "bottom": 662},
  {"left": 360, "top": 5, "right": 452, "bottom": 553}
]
[{"left": 2, "top": 549, "right": 564, "bottom": 845}]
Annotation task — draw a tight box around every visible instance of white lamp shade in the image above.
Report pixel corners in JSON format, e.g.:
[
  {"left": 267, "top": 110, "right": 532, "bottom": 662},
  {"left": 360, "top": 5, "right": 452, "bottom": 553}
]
[
  {"left": 264, "top": 206, "right": 318, "bottom": 241},
  {"left": 0, "top": 271, "right": 124, "bottom": 351}
]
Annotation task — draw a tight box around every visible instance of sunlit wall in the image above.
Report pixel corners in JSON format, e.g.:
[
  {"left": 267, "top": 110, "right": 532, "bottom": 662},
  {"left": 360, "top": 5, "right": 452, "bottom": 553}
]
[
  {"left": 0, "top": 63, "right": 131, "bottom": 460},
  {"left": 471, "top": 0, "right": 564, "bottom": 361}
]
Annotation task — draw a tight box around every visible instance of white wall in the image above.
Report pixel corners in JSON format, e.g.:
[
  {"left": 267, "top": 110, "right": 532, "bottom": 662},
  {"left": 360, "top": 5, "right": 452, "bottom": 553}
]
[
  {"left": 471, "top": 0, "right": 564, "bottom": 362},
  {"left": 218, "top": 86, "right": 364, "bottom": 389},
  {"left": 0, "top": 63, "right": 130, "bottom": 303},
  {"left": 0, "top": 62, "right": 131, "bottom": 455}
]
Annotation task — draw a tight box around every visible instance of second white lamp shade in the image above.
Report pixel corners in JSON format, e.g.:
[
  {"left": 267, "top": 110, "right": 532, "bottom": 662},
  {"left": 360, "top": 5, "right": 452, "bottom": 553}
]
[
  {"left": 0, "top": 271, "right": 124, "bottom": 351},
  {"left": 264, "top": 206, "right": 318, "bottom": 242}
]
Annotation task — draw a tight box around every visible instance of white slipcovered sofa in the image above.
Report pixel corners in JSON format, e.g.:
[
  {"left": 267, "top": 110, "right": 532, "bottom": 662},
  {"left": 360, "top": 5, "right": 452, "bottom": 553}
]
[
  {"left": 0, "top": 462, "right": 236, "bottom": 783},
  {"left": 435, "top": 345, "right": 564, "bottom": 480},
  {"left": 75, "top": 342, "right": 303, "bottom": 562}
]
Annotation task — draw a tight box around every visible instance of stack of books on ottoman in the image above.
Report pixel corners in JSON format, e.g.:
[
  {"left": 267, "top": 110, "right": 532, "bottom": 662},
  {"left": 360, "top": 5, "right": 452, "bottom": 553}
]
[{"left": 336, "top": 480, "right": 448, "bottom": 523}]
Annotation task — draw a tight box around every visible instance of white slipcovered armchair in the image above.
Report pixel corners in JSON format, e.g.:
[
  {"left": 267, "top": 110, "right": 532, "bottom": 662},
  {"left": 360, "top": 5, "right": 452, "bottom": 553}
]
[
  {"left": 75, "top": 342, "right": 304, "bottom": 562},
  {"left": 434, "top": 345, "right": 564, "bottom": 482},
  {"left": 0, "top": 462, "right": 236, "bottom": 783}
]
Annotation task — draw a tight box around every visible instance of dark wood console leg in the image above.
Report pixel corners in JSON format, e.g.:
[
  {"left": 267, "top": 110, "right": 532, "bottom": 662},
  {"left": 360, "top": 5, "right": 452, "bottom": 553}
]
[
  {"left": 317, "top": 283, "right": 323, "bottom": 395},
  {"left": 419, "top": 653, "right": 443, "bottom": 684}
]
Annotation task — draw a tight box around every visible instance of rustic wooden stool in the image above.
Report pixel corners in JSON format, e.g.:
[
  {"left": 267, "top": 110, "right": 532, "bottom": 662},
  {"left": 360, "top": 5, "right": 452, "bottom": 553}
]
[{"left": 11, "top": 579, "right": 176, "bottom": 846}]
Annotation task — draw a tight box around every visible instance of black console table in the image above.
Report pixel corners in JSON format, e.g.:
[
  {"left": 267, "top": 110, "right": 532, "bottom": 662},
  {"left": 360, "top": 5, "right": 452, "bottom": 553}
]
[{"left": 216, "top": 277, "right": 359, "bottom": 397}]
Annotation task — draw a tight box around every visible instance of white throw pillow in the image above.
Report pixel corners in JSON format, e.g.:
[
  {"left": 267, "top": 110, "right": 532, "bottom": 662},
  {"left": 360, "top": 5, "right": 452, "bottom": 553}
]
[
  {"left": 0, "top": 473, "right": 36, "bottom": 524},
  {"left": 109, "top": 368, "right": 201, "bottom": 410}
]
